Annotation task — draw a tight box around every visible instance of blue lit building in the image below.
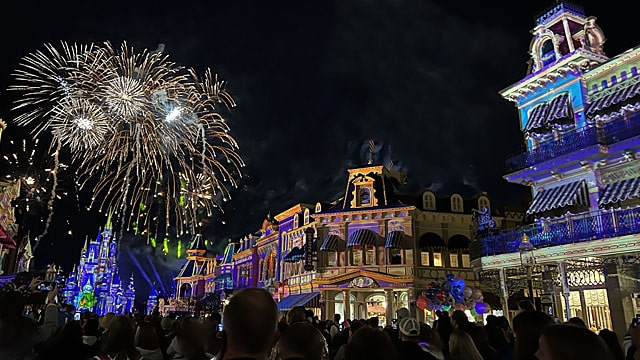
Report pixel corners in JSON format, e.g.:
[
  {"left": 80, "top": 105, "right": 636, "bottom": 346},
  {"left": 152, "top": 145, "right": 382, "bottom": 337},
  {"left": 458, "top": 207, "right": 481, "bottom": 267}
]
[
  {"left": 62, "top": 215, "right": 135, "bottom": 315},
  {"left": 472, "top": 2, "right": 640, "bottom": 335}
]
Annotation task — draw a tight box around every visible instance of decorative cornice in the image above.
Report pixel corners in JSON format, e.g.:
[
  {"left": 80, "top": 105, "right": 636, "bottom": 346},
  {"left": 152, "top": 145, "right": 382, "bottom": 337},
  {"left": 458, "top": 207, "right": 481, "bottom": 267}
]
[
  {"left": 582, "top": 46, "right": 640, "bottom": 80},
  {"left": 500, "top": 50, "right": 607, "bottom": 102},
  {"left": 315, "top": 269, "right": 413, "bottom": 286}
]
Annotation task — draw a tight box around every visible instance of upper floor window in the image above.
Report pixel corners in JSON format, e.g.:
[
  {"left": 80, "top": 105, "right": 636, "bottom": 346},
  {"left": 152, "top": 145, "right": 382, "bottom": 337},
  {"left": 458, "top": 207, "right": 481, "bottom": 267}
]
[
  {"left": 304, "top": 208, "right": 310, "bottom": 225},
  {"left": 451, "top": 194, "right": 463, "bottom": 213},
  {"left": 478, "top": 196, "right": 490, "bottom": 211},
  {"left": 422, "top": 191, "right": 436, "bottom": 210},
  {"left": 293, "top": 214, "right": 299, "bottom": 229}
]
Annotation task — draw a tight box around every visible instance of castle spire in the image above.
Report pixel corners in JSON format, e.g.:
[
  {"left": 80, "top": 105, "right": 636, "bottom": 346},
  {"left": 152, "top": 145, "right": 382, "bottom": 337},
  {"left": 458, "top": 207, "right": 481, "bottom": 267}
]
[{"left": 105, "top": 211, "right": 113, "bottom": 230}]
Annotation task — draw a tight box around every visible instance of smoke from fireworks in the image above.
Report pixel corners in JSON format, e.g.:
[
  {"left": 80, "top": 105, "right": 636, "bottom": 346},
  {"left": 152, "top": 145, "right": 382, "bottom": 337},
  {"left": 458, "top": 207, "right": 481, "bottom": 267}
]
[{"left": 9, "top": 41, "right": 245, "bottom": 242}]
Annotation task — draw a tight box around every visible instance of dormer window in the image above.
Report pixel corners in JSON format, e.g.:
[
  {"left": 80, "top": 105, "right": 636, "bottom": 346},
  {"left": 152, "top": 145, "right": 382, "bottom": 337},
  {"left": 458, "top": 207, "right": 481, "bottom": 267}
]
[
  {"left": 478, "top": 196, "right": 490, "bottom": 212},
  {"left": 451, "top": 194, "right": 463, "bottom": 213},
  {"left": 293, "top": 215, "right": 299, "bottom": 229},
  {"left": 349, "top": 174, "right": 377, "bottom": 209},
  {"left": 422, "top": 191, "right": 436, "bottom": 210},
  {"left": 304, "top": 209, "right": 310, "bottom": 225}
]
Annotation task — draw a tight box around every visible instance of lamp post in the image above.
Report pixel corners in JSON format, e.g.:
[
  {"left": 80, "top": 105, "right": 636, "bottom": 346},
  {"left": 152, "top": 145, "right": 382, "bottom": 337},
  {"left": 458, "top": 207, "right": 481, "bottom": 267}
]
[{"left": 519, "top": 232, "right": 536, "bottom": 309}]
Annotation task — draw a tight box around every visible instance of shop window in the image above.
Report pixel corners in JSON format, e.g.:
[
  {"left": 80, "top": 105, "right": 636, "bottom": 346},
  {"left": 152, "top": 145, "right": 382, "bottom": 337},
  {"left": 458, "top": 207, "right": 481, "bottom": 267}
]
[
  {"left": 421, "top": 251, "right": 430, "bottom": 266},
  {"left": 405, "top": 249, "right": 413, "bottom": 266},
  {"left": 449, "top": 253, "right": 458, "bottom": 267},
  {"left": 328, "top": 252, "right": 338, "bottom": 266},
  {"left": 365, "top": 247, "right": 375, "bottom": 265},
  {"left": 353, "top": 248, "right": 362, "bottom": 265},
  {"left": 462, "top": 254, "right": 470, "bottom": 268},
  {"left": 433, "top": 252, "right": 443, "bottom": 267},
  {"left": 390, "top": 248, "right": 403, "bottom": 264}
]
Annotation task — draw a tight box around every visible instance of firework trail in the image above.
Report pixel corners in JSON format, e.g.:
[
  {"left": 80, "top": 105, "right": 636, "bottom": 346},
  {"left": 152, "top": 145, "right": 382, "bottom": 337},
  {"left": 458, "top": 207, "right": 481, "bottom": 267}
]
[
  {"left": 9, "top": 41, "right": 245, "bottom": 243},
  {"left": 0, "top": 137, "right": 73, "bottom": 245}
]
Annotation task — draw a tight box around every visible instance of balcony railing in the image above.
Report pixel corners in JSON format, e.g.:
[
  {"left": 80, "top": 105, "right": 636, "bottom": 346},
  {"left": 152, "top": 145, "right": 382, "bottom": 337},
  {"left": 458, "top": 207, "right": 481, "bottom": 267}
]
[
  {"left": 505, "top": 111, "right": 640, "bottom": 173},
  {"left": 470, "top": 206, "right": 640, "bottom": 260}
]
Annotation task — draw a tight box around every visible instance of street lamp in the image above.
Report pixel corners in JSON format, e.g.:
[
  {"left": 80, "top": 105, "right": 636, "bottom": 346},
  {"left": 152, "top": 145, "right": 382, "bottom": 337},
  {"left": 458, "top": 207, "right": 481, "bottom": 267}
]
[{"left": 519, "top": 232, "right": 536, "bottom": 309}]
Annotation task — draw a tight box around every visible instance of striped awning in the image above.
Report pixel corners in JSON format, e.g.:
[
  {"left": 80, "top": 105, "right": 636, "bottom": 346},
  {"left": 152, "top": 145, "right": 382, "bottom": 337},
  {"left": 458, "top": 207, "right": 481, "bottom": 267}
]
[
  {"left": 347, "top": 229, "right": 380, "bottom": 247},
  {"left": 282, "top": 247, "right": 305, "bottom": 263},
  {"left": 527, "top": 180, "right": 588, "bottom": 214},
  {"left": 385, "top": 231, "right": 405, "bottom": 248},
  {"left": 320, "top": 234, "right": 342, "bottom": 251},
  {"left": 277, "top": 292, "right": 320, "bottom": 311},
  {"left": 599, "top": 177, "right": 640, "bottom": 206},
  {"left": 524, "top": 93, "right": 570, "bottom": 134},
  {"left": 587, "top": 82, "right": 640, "bottom": 116}
]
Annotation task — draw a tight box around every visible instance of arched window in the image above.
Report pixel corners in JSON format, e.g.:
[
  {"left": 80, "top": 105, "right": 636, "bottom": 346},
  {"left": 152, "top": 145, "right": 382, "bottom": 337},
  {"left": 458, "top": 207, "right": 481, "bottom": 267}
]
[
  {"left": 315, "top": 202, "right": 322, "bottom": 213},
  {"left": 304, "top": 209, "right": 310, "bottom": 225},
  {"left": 478, "top": 196, "right": 490, "bottom": 211},
  {"left": 540, "top": 39, "right": 556, "bottom": 67},
  {"left": 451, "top": 194, "right": 463, "bottom": 213},
  {"left": 422, "top": 191, "right": 436, "bottom": 210},
  {"left": 293, "top": 214, "right": 299, "bottom": 229}
]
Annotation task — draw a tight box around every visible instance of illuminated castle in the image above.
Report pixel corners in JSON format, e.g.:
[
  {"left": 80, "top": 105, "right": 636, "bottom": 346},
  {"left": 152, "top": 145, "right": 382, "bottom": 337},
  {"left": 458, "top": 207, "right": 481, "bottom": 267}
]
[{"left": 62, "top": 215, "right": 135, "bottom": 315}]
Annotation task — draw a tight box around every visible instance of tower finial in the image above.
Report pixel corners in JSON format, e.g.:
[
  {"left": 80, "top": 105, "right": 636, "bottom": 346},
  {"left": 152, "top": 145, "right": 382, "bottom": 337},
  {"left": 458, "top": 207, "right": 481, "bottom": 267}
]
[{"left": 367, "top": 139, "right": 375, "bottom": 165}]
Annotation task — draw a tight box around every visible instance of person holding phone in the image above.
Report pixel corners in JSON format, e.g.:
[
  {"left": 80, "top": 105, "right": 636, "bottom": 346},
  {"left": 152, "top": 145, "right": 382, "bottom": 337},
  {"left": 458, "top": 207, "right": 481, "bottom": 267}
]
[{"left": 0, "top": 284, "right": 60, "bottom": 359}]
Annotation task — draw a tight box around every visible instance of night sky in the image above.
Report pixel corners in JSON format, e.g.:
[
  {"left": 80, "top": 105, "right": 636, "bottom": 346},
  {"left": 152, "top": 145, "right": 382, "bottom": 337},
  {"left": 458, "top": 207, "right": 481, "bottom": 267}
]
[{"left": 0, "top": 0, "right": 638, "bottom": 296}]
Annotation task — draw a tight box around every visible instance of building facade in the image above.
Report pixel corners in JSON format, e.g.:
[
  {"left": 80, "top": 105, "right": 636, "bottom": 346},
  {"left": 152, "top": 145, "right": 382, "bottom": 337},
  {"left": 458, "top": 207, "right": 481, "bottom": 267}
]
[
  {"left": 167, "top": 164, "right": 516, "bottom": 324},
  {"left": 472, "top": 2, "right": 640, "bottom": 336}
]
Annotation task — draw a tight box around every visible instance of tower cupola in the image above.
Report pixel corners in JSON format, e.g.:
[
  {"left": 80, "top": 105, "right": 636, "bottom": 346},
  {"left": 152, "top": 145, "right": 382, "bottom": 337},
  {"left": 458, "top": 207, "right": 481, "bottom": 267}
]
[{"left": 528, "top": 2, "right": 606, "bottom": 74}]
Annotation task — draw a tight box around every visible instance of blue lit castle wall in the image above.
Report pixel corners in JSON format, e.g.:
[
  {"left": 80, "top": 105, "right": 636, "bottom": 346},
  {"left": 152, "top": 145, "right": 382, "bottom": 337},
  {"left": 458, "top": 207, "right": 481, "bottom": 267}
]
[{"left": 62, "top": 217, "right": 135, "bottom": 315}]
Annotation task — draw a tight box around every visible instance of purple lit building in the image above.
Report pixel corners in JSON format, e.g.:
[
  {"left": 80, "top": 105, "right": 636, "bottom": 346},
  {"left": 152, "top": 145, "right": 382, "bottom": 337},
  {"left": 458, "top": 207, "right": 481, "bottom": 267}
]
[
  {"left": 473, "top": 1, "right": 640, "bottom": 335},
  {"left": 62, "top": 215, "right": 135, "bottom": 315}
]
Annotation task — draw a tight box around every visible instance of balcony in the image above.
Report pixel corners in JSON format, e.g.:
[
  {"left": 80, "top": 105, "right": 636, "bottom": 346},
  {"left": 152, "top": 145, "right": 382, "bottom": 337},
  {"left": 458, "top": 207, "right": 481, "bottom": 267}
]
[
  {"left": 505, "top": 111, "right": 640, "bottom": 173},
  {"left": 470, "top": 206, "right": 640, "bottom": 260}
]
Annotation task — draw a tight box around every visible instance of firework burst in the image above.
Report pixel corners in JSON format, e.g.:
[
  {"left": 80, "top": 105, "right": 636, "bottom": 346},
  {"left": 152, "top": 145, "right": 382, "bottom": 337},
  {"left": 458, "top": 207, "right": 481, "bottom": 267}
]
[
  {"left": 0, "top": 137, "right": 74, "bottom": 239},
  {"left": 9, "top": 41, "right": 245, "bottom": 241}
]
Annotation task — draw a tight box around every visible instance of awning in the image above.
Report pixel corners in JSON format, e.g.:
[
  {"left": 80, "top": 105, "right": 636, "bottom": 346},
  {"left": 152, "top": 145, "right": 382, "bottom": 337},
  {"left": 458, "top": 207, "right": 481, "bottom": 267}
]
[
  {"left": 0, "top": 224, "right": 16, "bottom": 250},
  {"left": 599, "top": 177, "right": 640, "bottom": 206},
  {"left": 320, "top": 234, "right": 342, "bottom": 251},
  {"left": 546, "top": 93, "right": 572, "bottom": 128},
  {"left": 347, "top": 229, "right": 381, "bottom": 247},
  {"left": 587, "top": 82, "right": 640, "bottom": 116},
  {"left": 527, "top": 180, "right": 588, "bottom": 214},
  {"left": 524, "top": 93, "right": 570, "bottom": 134},
  {"left": 385, "top": 231, "right": 405, "bottom": 248},
  {"left": 277, "top": 292, "right": 320, "bottom": 311},
  {"left": 282, "top": 247, "right": 305, "bottom": 263}
]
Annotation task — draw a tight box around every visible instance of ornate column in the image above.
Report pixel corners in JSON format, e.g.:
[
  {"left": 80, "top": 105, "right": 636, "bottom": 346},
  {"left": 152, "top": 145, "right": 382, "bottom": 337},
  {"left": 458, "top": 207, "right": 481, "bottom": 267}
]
[
  {"left": 558, "top": 261, "right": 571, "bottom": 321},
  {"left": 343, "top": 289, "right": 351, "bottom": 320},
  {"left": 408, "top": 287, "right": 416, "bottom": 318},
  {"left": 385, "top": 289, "right": 394, "bottom": 327},
  {"left": 562, "top": 18, "right": 575, "bottom": 52},
  {"left": 499, "top": 268, "right": 510, "bottom": 323}
]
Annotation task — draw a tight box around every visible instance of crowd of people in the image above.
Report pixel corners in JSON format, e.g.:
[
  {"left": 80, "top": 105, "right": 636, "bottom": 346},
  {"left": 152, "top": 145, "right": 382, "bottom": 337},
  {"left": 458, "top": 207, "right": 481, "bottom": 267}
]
[{"left": 3, "top": 279, "right": 640, "bottom": 360}]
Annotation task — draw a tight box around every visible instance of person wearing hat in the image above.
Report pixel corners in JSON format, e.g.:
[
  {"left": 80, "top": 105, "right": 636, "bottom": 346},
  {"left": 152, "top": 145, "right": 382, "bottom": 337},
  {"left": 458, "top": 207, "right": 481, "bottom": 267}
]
[{"left": 396, "top": 317, "right": 439, "bottom": 360}]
